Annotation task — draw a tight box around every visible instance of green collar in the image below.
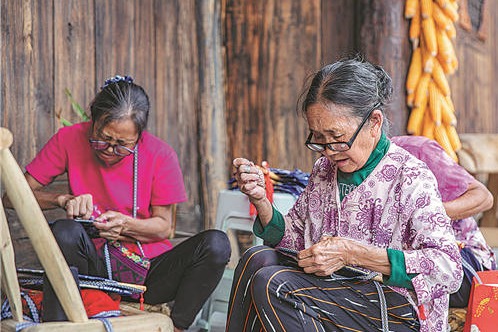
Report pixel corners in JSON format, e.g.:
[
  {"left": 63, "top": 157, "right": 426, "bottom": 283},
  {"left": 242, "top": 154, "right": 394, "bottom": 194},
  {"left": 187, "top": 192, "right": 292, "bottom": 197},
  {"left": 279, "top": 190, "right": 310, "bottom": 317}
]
[{"left": 337, "top": 133, "right": 390, "bottom": 200}]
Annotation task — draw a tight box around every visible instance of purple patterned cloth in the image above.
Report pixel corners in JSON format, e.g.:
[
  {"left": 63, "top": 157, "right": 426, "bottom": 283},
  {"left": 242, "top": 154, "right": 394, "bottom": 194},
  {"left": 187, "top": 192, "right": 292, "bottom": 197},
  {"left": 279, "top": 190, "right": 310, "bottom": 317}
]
[
  {"left": 278, "top": 143, "right": 463, "bottom": 332},
  {"left": 392, "top": 135, "right": 496, "bottom": 270}
]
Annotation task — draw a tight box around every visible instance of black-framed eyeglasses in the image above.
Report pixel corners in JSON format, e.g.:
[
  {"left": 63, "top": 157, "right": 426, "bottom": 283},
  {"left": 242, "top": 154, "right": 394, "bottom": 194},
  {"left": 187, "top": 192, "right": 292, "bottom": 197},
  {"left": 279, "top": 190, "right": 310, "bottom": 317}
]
[
  {"left": 305, "top": 104, "right": 380, "bottom": 153},
  {"left": 89, "top": 139, "right": 136, "bottom": 156}
]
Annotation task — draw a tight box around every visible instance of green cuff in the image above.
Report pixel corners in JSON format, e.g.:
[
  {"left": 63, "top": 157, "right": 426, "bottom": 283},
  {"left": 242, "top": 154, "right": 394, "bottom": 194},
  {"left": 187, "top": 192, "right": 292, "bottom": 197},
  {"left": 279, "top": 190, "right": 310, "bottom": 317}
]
[
  {"left": 383, "top": 248, "right": 417, "bottom": 289},
  {"left": 253, "top": 206, "right": 285, "bottom": 246}
]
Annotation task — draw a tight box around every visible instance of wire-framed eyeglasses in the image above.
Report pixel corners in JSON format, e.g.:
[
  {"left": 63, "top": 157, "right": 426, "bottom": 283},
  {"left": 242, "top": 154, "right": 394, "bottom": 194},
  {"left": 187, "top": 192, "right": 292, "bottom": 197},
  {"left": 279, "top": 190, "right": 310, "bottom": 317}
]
[
  {"left": 305, "top": 104, "right": 380, "bottom": 153},
  {"left": 89, "top": 139, "right": 136, "bottom": 156}
]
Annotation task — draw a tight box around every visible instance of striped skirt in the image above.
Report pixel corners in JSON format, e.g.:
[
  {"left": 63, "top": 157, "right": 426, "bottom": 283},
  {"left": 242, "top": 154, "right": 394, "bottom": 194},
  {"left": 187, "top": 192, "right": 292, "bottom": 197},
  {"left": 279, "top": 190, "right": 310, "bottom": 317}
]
[{"left": 225, "top": 246, "right": 420, "bottom": 332}]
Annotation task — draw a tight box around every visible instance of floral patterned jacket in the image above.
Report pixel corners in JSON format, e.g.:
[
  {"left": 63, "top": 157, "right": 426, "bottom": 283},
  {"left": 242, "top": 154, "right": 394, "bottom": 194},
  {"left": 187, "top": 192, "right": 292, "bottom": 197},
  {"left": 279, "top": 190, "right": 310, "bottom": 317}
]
[{"left": 277, "top": 143, "right": 463, "bottom": 332}]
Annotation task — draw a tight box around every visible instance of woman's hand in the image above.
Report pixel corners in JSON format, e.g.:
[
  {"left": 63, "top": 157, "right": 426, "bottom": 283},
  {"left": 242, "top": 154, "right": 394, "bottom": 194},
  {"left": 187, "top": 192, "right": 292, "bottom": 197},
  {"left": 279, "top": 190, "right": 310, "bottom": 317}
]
[
  {"left": 94, "top": 211, "right": 133, "bottom": 241},
  {"left": 232, "top": 158, "right": 266, "bottom": 202},
  {"left": 60, "top": 193, "right": 94, "bottom": 219},
  {"left": 297, "top": 236, "right": 391, "bottom": 276},
  {"left": 297, "top": 236, "right": 355, "bottom": 276}
]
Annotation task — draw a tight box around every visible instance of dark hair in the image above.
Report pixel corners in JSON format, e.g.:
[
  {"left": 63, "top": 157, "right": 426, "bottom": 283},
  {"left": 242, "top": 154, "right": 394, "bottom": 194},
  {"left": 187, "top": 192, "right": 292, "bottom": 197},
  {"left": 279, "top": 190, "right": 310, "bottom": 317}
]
[
  {"left": 90, "top": 76, "right": 150, "bottom": 138},
  {"left": 299, "top": 55, "right": 393, "bottom": 134}
]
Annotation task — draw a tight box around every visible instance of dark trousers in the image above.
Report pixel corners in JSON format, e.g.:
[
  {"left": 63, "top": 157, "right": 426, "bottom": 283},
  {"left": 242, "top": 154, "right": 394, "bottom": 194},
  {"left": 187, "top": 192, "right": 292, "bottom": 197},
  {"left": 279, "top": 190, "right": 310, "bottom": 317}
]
[
  {"left": 226, "top": 246, "right": 420, "bottom": 332},
  {"left": 50, "top": 219, "right": 231, "bottom": 330}
]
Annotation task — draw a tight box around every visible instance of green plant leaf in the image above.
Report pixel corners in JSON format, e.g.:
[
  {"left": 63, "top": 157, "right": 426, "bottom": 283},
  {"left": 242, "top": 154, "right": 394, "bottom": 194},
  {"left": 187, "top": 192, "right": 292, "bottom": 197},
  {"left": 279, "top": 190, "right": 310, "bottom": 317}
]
[
  {"left": 64, "top": 88, "right": 90, "bottom": 121},
  {"left": 60, "top": 118, "right": 73, "bottom": 127}
]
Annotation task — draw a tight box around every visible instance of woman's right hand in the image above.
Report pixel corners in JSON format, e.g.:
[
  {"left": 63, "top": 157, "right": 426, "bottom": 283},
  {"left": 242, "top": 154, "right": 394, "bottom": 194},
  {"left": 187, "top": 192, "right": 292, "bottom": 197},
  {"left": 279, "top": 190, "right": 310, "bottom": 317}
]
[
  {"left": 59, "top": 193, "right": 94, "bottom": 219},
  {"left": 233, "top": 158, "right": 266, "bottom": 202}
]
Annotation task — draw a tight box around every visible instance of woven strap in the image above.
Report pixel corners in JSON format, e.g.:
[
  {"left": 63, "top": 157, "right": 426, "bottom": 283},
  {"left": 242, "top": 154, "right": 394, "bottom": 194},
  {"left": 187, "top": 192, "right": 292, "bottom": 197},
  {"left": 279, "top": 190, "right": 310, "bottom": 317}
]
[{"left": 104, "top": 144, "right": 145, "bottom": 280}]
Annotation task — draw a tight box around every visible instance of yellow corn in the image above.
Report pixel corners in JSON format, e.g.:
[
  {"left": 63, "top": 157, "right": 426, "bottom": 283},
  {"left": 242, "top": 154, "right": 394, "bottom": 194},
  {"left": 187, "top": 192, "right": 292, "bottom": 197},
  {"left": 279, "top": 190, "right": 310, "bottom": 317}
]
[
  {"left": 441, "top": 97, "right": 457, "bottom": 126},
  {"left": 434, "top": 124, "right": 458, "bottom": 161},
  {"left": 407, "top": 92, "right": 415, "bottom": 108},
  {"left": 445, "top": 124, "right": 462, "bottom": 151},
  {"left": 445, "top": 95, "right": 455, "bottom": 112},
  {"left": 414, "top": 73, "right": 431, "bottom": 107},
  {"left": 428, "top": 80, "right": 442, "bottom": 126},
  {"left": 422, "top": 17, "right": 438, "bottom": 56},
  {"left": 409, "top": 8, "right": 421, "bottom": 48},
  {"left": 433, "top": 3, "right": 452, "bottom": 31},
  {"left": 422, "top": 110, "right": 435, "bottom": 140},
  {"left": 436, "top": 29, "right": 454, "bottom": 60},
  {"left": 432, "top": 60, "right": 450, "bottom": 96},
  {"left": 405, "top": 0, "right": 418, "bottom": 19},
  {"left": 446, "top": 21, "right": 457, "bottom": 39},
  {"left": 407, "top": 106, "right": 426, "bottom": 135},
  {"left": 421, "top": 38, "right": 434, "bottom": 73},
  {"left": 435, "top": 0, "right": 449, "bottom": 8},
  {"left": 406, "top": 47, "right": 422, "bottom": 94},
  {"left": 442, "top": 2, "right": 459, "bottom": 22},
  {"left": 420, "top": 0, "right": 433, "bottom": 19}
]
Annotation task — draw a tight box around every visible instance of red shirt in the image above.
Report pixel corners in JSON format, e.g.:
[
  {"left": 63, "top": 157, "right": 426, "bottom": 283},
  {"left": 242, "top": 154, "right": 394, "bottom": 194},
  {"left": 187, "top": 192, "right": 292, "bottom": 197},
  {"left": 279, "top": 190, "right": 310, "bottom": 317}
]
[{"left": 26, "top": 121, "right": 187, "bottom": 258}]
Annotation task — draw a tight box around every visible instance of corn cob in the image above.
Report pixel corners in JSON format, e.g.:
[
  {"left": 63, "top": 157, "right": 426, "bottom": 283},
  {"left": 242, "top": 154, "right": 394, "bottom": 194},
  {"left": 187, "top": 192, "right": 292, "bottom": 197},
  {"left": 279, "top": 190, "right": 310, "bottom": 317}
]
[
  {"left": 422, "top": 110, "right": 435, "bottom": 140},
  {"left": 432, "top": 60, "right": 450, "bottom": 96},
  {"left": 445, "top": 123, "right": 462, "bottom": 151},
  {"left": 406, "top": 47, "right": 422, "bottom": 94},
  {"left": 407, "top": 106, "right": 426, "bottom": 135},
  {"left": 441, "top": 96, "right": 457, "bottom": 126},
  {"left": 434, "top": 124, "right": 458, "bottom": 161},
  {"left": 420, "top": 0, "right": 433, "bottom": 19},
  {"left": 405, "top": 0, "right": 419, "bottom": 19},
  {"left": 409, "top": 7, "right": 421, "bottom": 48},
  {"left": 414, "top": 73, "right": 431, "bottom": 107},
  {"left": 428, "top": 80, "right": 442, "bottom": 126},
  {"left": 422, "top": 17, "right": 438, "bottom": 56}
]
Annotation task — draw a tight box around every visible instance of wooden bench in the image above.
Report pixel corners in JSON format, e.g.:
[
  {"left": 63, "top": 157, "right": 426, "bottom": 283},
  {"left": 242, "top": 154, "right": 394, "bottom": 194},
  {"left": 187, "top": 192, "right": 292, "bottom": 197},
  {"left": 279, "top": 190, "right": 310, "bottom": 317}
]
[{"left": 0, "top": 128, "right": 174, "bottom": 332}]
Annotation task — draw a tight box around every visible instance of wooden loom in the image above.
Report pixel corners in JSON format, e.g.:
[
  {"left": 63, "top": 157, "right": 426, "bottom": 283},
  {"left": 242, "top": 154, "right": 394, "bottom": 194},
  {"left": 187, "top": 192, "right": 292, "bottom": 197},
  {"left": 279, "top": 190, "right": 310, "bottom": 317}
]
[{"left": 0, "top": 128, "right": 173, "bottom": 331}]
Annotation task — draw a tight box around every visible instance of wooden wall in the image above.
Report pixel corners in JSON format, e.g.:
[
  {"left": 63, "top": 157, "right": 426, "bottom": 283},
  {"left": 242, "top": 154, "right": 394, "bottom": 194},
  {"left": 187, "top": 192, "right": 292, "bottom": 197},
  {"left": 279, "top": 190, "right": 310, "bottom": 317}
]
[{"left": 2, "top": 0, "right": 498, "bottom": 267}]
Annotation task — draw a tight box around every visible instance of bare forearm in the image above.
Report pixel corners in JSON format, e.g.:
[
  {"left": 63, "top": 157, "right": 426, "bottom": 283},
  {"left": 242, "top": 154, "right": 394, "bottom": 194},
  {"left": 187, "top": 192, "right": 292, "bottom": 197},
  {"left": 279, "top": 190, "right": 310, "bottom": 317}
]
[
  {"left": 120, "top": 216, "right": 172, "bottom": 243},
  {"left": 443, "top": 180, "right": 493, "bottom": 220},
  {"left": 349, "top": 243, "right": 391, "bottom": 276},
  {"left": 250, "top": 197, "right": 273, "bottom": 226}
]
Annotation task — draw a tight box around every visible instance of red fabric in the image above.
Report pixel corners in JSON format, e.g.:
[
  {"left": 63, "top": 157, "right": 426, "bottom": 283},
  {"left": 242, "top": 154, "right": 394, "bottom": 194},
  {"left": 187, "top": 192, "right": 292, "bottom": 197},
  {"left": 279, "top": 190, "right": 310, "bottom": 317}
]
[
  {"left": 18, "top": 288, "right": 121, "bottom": 319},
  {"left": 463, "top": 270, "right": 498, "bottom": 332},
  {"left": 80, "top": 289, "right": 121, "bottom": 317}
]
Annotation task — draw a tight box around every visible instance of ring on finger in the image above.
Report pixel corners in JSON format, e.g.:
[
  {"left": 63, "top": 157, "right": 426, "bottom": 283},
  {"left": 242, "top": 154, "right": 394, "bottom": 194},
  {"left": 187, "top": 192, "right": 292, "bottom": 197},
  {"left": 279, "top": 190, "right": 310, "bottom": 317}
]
[{"left": 243, "top": 165, "right": 251, "bottom": 173}]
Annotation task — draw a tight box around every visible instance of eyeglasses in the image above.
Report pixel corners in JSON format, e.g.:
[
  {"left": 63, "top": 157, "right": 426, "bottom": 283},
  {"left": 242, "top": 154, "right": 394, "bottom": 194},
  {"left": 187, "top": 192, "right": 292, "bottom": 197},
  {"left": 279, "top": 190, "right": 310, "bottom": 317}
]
[
  {"left": 89, "top": 139, "right": 136, "bottom": 156},
  {"left": 305, "top": 104, "right": 379, "bottom": 153}
]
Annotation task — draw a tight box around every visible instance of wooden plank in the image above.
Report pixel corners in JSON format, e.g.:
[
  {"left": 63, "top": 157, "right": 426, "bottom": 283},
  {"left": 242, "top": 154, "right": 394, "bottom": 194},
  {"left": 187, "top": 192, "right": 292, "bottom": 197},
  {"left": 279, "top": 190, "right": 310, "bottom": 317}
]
[
  {"left": 1, "top": 311, "right": 173, "bottom": 332},
  {"left": 196, "top": 0, "right": 227, "bottom": 229},
  {"left": 0, "top": 0, "right": 54, "bottom": 167},
  {"left": 154, "top": 0, "right": 201, "bottom": 233},
  {"left": 356, "top": 0, "right": 411, "bottom": 136},
  {"left": 0, "top": 199, "right": 23, "bottom": 322},
  {"left": 54, "top": 0, "right": 95, "bottom": 127},
  {"left": 224, "top": 0, "right": 318, "bottom": 173},
  {"left": 321, "top": 0, "right": 357, "bottom": 63}
]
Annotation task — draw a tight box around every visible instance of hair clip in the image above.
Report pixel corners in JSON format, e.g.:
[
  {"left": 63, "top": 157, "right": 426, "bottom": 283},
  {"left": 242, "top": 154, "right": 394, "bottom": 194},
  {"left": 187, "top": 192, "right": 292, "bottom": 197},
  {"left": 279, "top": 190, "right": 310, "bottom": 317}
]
[{"left": 101, "top": 75, "right": 134, "bottom": 89}]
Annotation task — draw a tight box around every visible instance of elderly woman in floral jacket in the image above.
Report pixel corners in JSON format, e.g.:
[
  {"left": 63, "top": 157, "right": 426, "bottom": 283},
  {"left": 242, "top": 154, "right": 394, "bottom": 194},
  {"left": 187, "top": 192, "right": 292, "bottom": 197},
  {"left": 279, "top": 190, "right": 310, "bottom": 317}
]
[{"left": 226, "top": 57, "right": 463, "bottom": 332}]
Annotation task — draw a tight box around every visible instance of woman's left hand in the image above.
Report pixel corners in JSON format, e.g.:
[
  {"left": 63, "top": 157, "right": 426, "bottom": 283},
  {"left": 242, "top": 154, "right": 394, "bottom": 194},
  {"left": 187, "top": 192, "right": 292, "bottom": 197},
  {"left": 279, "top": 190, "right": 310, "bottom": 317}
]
[
  {"left": 297, "top": 236, "right": 358, "bottom": 276},
  {"left": 93, "top": 211, "right": 132, "bottom": 241}
]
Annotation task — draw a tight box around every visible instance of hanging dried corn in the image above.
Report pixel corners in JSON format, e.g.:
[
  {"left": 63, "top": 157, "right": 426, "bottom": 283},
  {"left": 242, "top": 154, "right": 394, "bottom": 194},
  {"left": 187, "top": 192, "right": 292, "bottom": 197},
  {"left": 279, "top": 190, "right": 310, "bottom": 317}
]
[{"left": 404, "top": 0, "right": 462, "bottom": 161}]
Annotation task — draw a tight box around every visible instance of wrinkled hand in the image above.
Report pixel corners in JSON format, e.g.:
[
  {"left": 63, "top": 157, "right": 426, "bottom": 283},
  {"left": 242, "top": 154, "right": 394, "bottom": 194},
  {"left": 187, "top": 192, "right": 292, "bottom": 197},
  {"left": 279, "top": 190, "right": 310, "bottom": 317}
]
[
  {"left": 233, "top": 158, "right": 266, "bottom": 202},
  {"left": 63, "top": 194, "right": 94, "bottom": 219},
  {"left": 93, "top": 211, "right": 131, "bottom": 241},
  {"left": 297, "top": 236, "right": 358, "bottom": 276}
]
